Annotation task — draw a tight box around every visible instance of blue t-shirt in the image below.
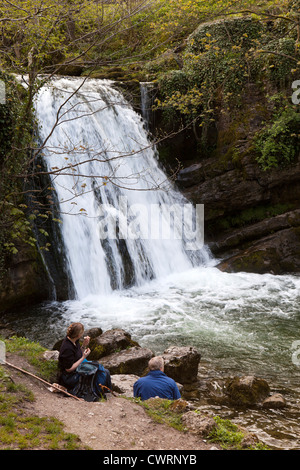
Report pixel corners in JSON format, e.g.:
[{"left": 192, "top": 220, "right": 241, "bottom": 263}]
[{"left": 133, "top": 370, "right": 181, "bottom": 401}]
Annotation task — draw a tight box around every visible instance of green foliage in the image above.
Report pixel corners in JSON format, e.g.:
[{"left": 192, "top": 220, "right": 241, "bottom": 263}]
[
  {"left": 0, "top": 72, "right": 35, "bottom": 278},
  {"left": 262, "top": 37, "right": 300, "bottom": 87},
  {"left": 0, "top": 364, "right": 86, "bottom": 450},
  {"left": 255, "top": 108, "right": 300, "bottom": 170},
  {"left": 187, "top": 16, "right": 264, "bottom": 53},
  {"left": 209, "top": 416, "right": 270, "bottom": 450},
  {"left": 151, "top": 1, "right": 299, "bottom": 163},
  {"left": 0, "top": 0, "right": 95, "bottom": 71},
  {"left": 141, "top": 0, "right": 282, "bottom": 53},
  {"left": 4, "top": 336, "right": 58, "bottom": 383},
  {"left": 209, "top": 416, "right": 245, "bottom": 449},
  {"left": 157, "top": 13, "right": 299, "bottom": 121},
  {"left": 133, "top": 397, "right": 184, "bottom": 431},
  {"left": 0, "top": 72, "right": 54, "bottom": 281}
]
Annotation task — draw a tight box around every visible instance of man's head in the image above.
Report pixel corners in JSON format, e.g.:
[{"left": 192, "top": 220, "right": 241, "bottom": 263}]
[{"left": 148, "top": 356, "right": 164, "bottom": 372}]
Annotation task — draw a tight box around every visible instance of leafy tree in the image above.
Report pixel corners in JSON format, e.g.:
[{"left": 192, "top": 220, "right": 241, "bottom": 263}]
[
  {"left": 153, "top": 0, "right": 299, "bottom": 157},
  {"left": 0, "top": 0, "right": 161, "bottom": 271}
]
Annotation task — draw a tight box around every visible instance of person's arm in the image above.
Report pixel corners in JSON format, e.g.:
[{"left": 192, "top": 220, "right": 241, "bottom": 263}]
[
  {"left": 65, "top": 348, "right": 91, "bottom": 373},
  {"left": 172, "top": 382, "right": 181, "bottom": 400},
  {"left": 133, "top": 379, "right": 140, "bottom": 398}
]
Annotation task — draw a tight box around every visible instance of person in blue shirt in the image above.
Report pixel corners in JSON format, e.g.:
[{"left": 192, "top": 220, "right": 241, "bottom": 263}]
[{"left": 133, "top": 356, "right": 181, "bottom": 401}]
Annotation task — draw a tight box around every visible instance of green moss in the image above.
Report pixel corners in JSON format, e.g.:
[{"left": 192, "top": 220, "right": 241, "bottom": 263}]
[
  {"left": 209, "top": 416, "right": 269, "bottom": 450},
  {"left": 209, "top": 203, "right": 295, "bottom": 233},
  {"left": 133, "top": 397, "right": 184, "bottom": 432},
  {"left": 0, "top": 362, "right": 88, "bottom": 450},
  {"left": 209, "top": 416, "right": 244, "bottom": 449},
  {"left": 4, "top": 336, "right": 58, "bottom": 383},
  {"left": 87, "top": 339, "right": 106, "bottom": 360}
]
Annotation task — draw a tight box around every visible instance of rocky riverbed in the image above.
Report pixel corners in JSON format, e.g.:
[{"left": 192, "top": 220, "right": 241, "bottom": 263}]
[{"left": 50, "top": 327, "right": 288, "bottom": 442}]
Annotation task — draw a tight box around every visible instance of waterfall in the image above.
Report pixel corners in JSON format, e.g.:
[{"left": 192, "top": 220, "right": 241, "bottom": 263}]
[
  {"left": 140, "top": 82, "right": 155, "bottom": 130},
  {"left": 34, "top": 76, "right": 210, "bottom": 300}
]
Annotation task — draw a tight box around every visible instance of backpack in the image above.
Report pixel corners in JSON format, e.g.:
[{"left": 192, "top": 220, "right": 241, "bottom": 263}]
[{"left": 72, "top": 361, "right": 104, "bottom": 402}]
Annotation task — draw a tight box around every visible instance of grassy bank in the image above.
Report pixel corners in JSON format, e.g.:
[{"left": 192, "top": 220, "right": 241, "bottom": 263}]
[
  {"left": 0, "top": 367, "right": 87, "bottom": 450},
  {"left": 0, "top": 336, "right": 88, "bottom": 450}
]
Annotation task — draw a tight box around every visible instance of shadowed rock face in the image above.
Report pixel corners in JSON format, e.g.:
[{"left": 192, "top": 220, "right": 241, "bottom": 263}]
[
  {"left": 169, "top": 80, "right": 300, "bottom": 275},
  {"left": 177, "top": 153, "right": 300, "bottom": 274},
  {"left": 0, "top": 240, "right": 51, "bottom": 313}
]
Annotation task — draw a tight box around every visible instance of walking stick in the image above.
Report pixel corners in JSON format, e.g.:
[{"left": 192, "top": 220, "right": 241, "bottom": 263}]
[{"left": 4, "top": 360, "right": 84, "bottom": 401}]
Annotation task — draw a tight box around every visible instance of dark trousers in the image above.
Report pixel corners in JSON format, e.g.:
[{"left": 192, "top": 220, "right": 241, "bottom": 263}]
[{"left": 60, "top": 367, "right": 111, "bottom": 393}]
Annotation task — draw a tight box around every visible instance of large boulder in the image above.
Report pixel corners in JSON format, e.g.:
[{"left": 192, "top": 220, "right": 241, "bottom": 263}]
[
  {"left": 162, "top": 346, "right": 201, "bottom": 384},
  {"left": 111, "top": 374, "right": 140, "bottom": 397},
  {"left": 225, "top": 375, "right": 270, "bottom": 406},
  {"left": 88, "top": 328, "right": 139, "bottom": 360},
  {"left": 181, "top": 411, "right": 217, "bottom": 437},
  {"left": 100, "top": 346, "right": 154, "bottom": 376}
]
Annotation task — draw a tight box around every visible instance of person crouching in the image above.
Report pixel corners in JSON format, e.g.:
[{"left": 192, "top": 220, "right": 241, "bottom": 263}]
[{"left": 133, "top": 356, "right": 181, "bottom": 401}]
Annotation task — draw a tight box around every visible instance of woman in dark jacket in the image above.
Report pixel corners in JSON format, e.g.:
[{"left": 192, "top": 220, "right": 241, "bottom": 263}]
[{"left": 59, "top": 322, "right": 111, "bottom": 395}]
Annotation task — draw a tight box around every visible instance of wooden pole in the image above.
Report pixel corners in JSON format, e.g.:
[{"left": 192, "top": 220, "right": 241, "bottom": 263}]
[{"left": 4, "top": 360, "right": 84, "bottom": 401}]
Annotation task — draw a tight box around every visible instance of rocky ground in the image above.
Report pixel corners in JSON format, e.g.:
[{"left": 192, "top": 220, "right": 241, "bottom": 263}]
[{"left": 5, "top": 352, "right": 219, "bottom": 452}]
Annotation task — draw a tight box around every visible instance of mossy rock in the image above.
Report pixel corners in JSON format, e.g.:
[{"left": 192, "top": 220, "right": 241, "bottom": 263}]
[
  {"left": 100, "top": 346, "right": 154, "bottom": 376},
  {"left": 187, "top": 16, "right": 264, "bottom": 54},
  {"left": 225, "top": 375, "right": 270, "bottom": 406},
  {"left": 88, "top": 328, "right": 140, "bottom": 361}
]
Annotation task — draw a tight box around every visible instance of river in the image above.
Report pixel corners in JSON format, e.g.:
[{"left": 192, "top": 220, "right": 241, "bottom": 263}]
[{"left": 3, "top": 264, "right": 300, "bottom": 449}]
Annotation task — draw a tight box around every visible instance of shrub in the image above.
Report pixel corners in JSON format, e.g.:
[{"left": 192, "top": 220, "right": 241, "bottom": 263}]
[{"left": 255, "top": 108, "right": 300, "bottom": 170}]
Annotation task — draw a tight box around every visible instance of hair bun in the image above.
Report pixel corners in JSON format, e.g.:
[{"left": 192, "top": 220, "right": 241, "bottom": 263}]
[{"left": 67, "top": 322, "right": 84, "bottom": 339}]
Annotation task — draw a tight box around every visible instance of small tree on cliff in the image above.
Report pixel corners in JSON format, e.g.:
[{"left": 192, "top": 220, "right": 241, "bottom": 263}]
[{"left": 0, "top": 0, "right": 161, "bottom": 269}]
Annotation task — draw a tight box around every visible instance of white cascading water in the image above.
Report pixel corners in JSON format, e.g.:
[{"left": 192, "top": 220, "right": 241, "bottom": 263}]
[{"left": 34, "top": 77, "right": 210, "bottom": 299}]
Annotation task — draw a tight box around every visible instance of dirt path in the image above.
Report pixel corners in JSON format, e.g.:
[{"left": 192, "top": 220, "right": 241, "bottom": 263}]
[{"left": 5, "top": 352, "right": 218, "bottom": 451}]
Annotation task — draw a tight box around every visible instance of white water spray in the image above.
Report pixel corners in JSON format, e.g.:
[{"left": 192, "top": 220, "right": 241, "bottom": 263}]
[{"left": 34, "top": 77, "right": 210, "bottom": 299}]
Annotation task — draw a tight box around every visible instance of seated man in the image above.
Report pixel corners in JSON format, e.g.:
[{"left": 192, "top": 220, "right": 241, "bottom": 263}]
[{"left": 133, "top": 356, "right": 181, "bottom": 401}]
